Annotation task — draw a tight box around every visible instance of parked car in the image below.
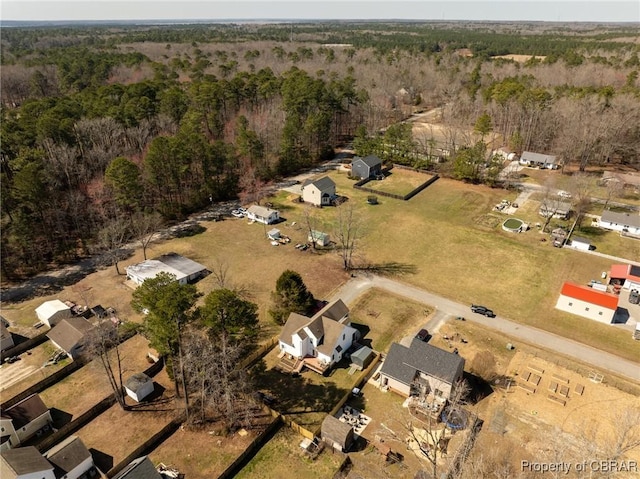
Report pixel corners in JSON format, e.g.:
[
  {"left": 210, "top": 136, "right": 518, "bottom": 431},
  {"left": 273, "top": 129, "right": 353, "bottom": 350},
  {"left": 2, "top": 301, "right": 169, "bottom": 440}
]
[
  {"left": 470, "top": 305, "right": 496, "bottom": 317},
  {"left": 557, "top": 190, "right": 572, "bottom": 199},
  {"left": 415, "top": 329, "right": 430, "bottom": 342},
  {"left": 630, "top": 290, "right": 640, "bottom": 305},
  {"left": 231, "top": 209, "right": 246, "bottom": 218}
]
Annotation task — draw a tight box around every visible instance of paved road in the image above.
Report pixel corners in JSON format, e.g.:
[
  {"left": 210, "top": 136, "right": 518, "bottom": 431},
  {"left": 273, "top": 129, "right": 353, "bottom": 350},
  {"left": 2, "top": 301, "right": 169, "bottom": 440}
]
[{"left": 330, "top": 275, "right": 640, "bottom": 382}]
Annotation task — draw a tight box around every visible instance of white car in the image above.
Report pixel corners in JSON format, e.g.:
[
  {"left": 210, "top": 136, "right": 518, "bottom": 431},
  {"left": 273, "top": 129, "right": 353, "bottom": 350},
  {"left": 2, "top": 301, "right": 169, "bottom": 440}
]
[
  {"left": 557, "top": 190, "right": 572, "bottom": 199},
  {"left": 231, "top": 208, "right": 246, "bottom": 218}
]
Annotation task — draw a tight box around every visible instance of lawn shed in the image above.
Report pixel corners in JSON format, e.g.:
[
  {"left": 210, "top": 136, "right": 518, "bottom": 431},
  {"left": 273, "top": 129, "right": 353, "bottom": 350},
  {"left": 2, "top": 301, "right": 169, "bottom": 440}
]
[{"left": 321, "top": 415, "right": 355, "bottom": 452}]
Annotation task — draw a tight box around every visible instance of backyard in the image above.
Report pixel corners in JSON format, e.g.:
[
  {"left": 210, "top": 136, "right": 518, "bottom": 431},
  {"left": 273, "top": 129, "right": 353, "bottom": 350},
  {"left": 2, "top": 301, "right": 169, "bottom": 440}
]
[
  {"left": 235, "top": 427, "right": 345, "bottom": 479},
  {"left": 361, "top": 168, "right": 433, "bottom": 197}
]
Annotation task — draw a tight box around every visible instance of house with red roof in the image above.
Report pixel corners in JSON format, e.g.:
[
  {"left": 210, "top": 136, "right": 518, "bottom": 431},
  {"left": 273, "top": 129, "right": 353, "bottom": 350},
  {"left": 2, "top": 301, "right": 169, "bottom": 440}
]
[
  {"left": 609, "top": 264, "right": 640, "bottom": 291},
  {"left": 555, "top": 282, "right": 620, "bottom": 324}
]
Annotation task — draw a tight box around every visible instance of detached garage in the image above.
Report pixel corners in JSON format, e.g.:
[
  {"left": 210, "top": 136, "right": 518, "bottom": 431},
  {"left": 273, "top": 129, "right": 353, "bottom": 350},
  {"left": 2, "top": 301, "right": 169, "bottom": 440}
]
[
  {"left": 36, "top": 300, "right": 72, "bottom": 328},
  {"left": 125, "top": 373, "right": 154, "bottom": 402},
  {"left": 555, "top": 282, "right": 619, "bottom": 324}
]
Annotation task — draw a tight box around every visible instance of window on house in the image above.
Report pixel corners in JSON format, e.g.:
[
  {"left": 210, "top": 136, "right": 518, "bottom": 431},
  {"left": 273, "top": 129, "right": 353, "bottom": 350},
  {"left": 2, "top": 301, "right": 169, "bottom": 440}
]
[
  {"left": 342, "top": 334, "right": 345, "bottom": 340},
  {"left": 598, "top": 312, "right": 603, "bottom": 315},
  {"left": 434, "top": 389, "right": 443, "bottom": 397},
  {"left": 568, "top": 302, "right": 573, "bottom": 306},
  {"left": 585, "top": 307, "right": 590, "bottom": 311}
]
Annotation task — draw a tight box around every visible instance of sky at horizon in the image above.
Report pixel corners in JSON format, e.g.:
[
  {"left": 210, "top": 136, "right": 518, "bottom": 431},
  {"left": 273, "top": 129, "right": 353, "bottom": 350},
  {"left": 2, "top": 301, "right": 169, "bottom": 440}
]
[{"left": 2, "top": 0, "right": 639, "bottom": 23}]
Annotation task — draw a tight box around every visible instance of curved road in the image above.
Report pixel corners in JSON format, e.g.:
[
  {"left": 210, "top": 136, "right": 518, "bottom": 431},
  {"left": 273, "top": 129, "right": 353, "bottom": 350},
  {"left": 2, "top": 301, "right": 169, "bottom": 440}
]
[{"left": 330, "top": 274, "right": 640, "bottom": 382}]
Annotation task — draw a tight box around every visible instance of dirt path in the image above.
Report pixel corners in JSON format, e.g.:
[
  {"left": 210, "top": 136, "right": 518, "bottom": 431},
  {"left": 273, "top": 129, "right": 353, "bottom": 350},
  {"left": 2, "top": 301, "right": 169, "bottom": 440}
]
[{"left": 331, "top": 274, "right": 640, "bottom": 382}]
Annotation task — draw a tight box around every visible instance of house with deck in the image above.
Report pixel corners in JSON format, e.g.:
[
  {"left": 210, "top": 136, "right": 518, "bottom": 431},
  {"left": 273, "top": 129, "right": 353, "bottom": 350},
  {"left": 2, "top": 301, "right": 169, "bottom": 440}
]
[
  {"left": 278, "top": 300, "right": 359, "bottom": 374},
  {"left": 379, "top": 339, "right": 465, "bottom": 402}
]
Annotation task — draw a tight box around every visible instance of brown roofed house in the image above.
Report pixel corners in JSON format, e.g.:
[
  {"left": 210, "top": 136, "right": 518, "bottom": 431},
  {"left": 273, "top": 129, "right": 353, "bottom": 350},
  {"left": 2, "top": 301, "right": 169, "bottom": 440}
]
[
  {"left": 0, "top": 446, "right": 55, "bottom": 479},
  {"left": 44, "top": 435, "right": 95, "bottom": 479},
  {"left": 47, "top": 317, "right": 94, "bottom": 360},
  {"left": 1, "top": 394, "right": 53, "bottom": 449}
]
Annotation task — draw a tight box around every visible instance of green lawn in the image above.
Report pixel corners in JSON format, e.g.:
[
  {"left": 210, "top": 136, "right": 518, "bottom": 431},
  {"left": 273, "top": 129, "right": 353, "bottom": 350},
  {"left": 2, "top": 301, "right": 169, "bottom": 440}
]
[
  {"left": 269, "top": 170, "right": 638, "bottom": 362},
  {"left": 236, "top": 428, "right": 343, "bottom": 479}
]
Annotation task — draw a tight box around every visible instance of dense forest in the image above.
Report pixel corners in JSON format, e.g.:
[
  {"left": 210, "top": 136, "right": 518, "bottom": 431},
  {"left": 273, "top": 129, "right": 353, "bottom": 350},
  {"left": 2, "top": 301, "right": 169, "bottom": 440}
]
[{"left": 1, "top": 22, "right": 639, "bottom": 279}]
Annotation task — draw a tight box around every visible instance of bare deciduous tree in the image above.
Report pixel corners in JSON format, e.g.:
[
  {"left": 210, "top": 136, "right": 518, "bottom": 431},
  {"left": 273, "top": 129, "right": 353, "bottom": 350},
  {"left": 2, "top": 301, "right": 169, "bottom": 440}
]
[
  {"left": 334, "top": 202, "right": 363, "bottom": 270},
  {"left": 98, "top": 217, "right": 131, "bottom": 275},
  {"left": 130, "top": 211, "right": 163, "bottom": 260},
  {"left": 85, "top": 321, "right": 128, "bottom": 410}
]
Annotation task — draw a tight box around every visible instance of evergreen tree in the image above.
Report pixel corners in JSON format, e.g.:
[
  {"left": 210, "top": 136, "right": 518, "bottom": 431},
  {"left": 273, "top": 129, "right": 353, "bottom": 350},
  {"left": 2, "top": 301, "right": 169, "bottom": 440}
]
[{"left": 270, "top": 270, "right": 315, "bottom": 325}]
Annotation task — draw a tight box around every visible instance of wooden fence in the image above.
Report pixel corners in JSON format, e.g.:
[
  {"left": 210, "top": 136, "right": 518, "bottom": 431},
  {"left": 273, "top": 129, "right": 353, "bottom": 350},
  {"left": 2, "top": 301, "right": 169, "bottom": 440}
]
[
  {"left": 107, "top": 415, "right": 186, "bottom": 478},
  {"left": 353, "top": 167, "right": 439, "bottom": 201},
  {"left": 1, "top": 358, "right": 87, "bottom": 409},
  {"left": 1, "top": 331, "right": 49, "bottom": 362},
  {"left": 238, "top": 336, "right": 279, "bottom": 370},
  {"left": 327, "top": 353, "right": 381, "bottom": 419},
  {"left": 217, "top": 416, "right": 283, "bottom": 479}
]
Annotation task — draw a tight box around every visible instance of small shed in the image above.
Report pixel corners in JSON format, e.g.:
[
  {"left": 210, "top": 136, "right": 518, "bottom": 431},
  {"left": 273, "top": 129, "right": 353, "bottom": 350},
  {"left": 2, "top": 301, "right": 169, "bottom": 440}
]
[
  {"left": 350, "top": 346, "right": 374, "bottom": 370},
  {"left": 267, "top": 228, "right": 281, "bottom": 240},
  {"left": 246, "top": 205, "right": 280, "bottom": 225},
  {"left": 124, "top": 373, "right": 154, "bottom": 402},
  {"left": 570, "top": 236, "right": 591, "bottom": 251},
  {"left": 321, "top": 415, "right": 355, "bottom": 452},
  {"left": 36, "top": 300, "right": 72, "bottom": 328},
  {"left": 308, "top": 230, "right": 330, "bottom": 247}
]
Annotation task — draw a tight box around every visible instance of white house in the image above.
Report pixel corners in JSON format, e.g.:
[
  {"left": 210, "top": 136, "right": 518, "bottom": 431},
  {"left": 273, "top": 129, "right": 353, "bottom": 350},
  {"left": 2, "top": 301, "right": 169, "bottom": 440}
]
[
  {"left": 555, "top": 282, "right": 619, "bottom": 324},
  {"left": 35, "top": 300, "right": 72, "bottom": 328},
  {"left": 0, "top": 447, "right": 56, "bottom": 479},
  {"left": 46, "top": 318, "right": 94, "bottom": 360},
  {"left": 1, "top": 323, "right": 14, "bottom": 352},
  {"left": 610, "top": 264, "right": 640, "bottom": 291},
  {"left": 126, "top": 253, "right": 208, "bottom": 286},
  {"left": 379, "top": 339, "right": 465, "bottom": 402},
  {"left": 246, "top": 205, "right": 280, "bottom": 225},
  {"left": 598, "top": 210, "right": 640, "bottom": 235},
  {"left": 0, "top": 394, "right": 53, "bottom": 450},
  {"left": 539, "top": 201, "right": 572, "bottom": 220},
  {"left": 569, "top": 236, "right": 591, "bottom": 251},
  {"left": 519, "top": 151, "right": 560, "bottom": 169},
  {"left": 44, "top": 436, "right": 94, "bottom": 479},
  {"left": 124, "top": 373, "right": 154, "bottom": 402},
  {"left": 301, "top": 176, "right": 336, "bottom": 207},
  {"left": 278, "top": 300, "right": 359, "bottom": 374}
]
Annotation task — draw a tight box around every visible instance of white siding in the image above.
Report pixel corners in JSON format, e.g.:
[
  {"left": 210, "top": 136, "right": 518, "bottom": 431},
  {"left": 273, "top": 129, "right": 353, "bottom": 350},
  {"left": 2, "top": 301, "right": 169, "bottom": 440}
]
[
  {"left": 570, "top": 241, "right": 590, "bottom": 251},
  {"left": 302, "top": 184, "right": 322, "bottom": 206},
  {"left": 64, "top": 457, "right": 94, "bottom": 479},
  {"left": 555, "top": 295, "right": 616, "bottom": 324},
  {"left": 13, "top": 470, "right": 56, "bottom": 479},
  {"left": 16, "top": 412, "right": 53, "bottom": 444},
  {"left": 599, "top": 220, "right": 640, "bottom": 235},
  {"left": 278, "top": 340, "right": 298, "bottom": 358},
  {"left": 380, "top": 375, "right": 411, "bottom": 397},
  {"left": 622, "top": 279, "right": 640, "bottom": 291}
]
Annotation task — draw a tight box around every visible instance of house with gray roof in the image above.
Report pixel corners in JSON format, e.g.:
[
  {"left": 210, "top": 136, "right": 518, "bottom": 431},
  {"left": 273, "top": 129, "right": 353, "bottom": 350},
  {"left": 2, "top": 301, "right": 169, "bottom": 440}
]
[
  {"left": 47, "top": 317, "right": 94, "bottom": 360},
  {"left": 302, "top": 176, "right": 336, "bottom": 207},
  {"left": 379, "top": 339, "right": 465, "bottom": 402},
  {"left": 1, "top": 446, "right": 55, "bottom": 479},
  {"left": 1, "top": 394, "right": 53, "bottom": 450},
  {"left": 44, "top": 435, "right": 94, "bottom": 479},
  {"left": 351, "top": 155, "right": 383, "bottom": 180},
  {"left": 246, "top": 205, "right": 280, "bottom": 225},
  {"left": 598, "top": 210, "right": 640, "bottom": 235},
  {"left": 126, "top": 253, "right": 208, "bottom": 286},
  {"left": 278, "top": 299, "right": 359, "bottom": 374},
  {"left": 519, "top": 151, "right": 560, "bottom": 169},
  {"left": 112, "top": 456, "right": 161, "bottom": 479}
]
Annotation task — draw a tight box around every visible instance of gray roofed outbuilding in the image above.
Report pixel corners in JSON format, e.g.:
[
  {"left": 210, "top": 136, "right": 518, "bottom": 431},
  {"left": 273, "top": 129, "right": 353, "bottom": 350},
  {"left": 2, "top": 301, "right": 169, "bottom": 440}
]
[
  {"left": 321, "top": 415, "right": 355, "bottom": 452},
  {"left": 601, "top": 210, "right": 640, "bottom": 228},
  {"left": 350, "top": 346, "right": 374, "bottom": 370}
]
